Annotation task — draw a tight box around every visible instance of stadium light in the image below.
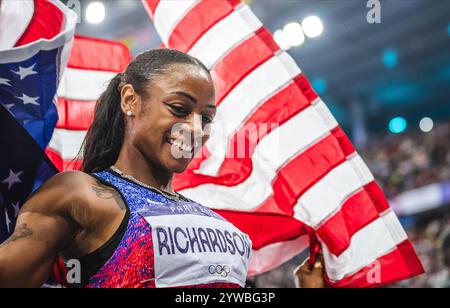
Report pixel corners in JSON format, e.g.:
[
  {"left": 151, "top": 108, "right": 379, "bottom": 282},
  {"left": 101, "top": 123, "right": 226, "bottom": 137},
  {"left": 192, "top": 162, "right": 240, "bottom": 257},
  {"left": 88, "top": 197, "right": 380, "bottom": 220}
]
[
  {"left": 302, "top": 16, "right": 324, "bottom": 38},
  {"left": 389, "top": 117, "right": 407, "bottom": 134},
  {"left": 283, "top": 22, "right": 305, "bottom": 47},
  {"left": 311, "top": 78, "right": 327, "bottom": 94},
  {"left": 419, "top": 117, "right": 434, "bottom": 132},
  {"left": 273, "top": 29, "right": 291, "bottom": 51},
  {"left": 86, "top": 1, "right": 105, "bottom": 24},
  {"left": 383, "top": 48, "right": 398, "bottom": 68}
]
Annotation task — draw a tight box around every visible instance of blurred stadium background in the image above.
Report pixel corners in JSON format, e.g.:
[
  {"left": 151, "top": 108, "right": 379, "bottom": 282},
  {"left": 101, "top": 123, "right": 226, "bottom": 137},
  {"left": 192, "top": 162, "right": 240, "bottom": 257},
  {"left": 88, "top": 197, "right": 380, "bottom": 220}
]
[{"left": 67, "top": 0, "right": 450, "bottom": 287}]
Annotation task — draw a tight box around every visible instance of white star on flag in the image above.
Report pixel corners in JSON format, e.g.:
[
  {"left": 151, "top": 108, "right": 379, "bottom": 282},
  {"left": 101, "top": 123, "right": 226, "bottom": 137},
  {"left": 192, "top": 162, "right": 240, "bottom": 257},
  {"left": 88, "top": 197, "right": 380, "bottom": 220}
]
[
  {"left": 2, "top": 169, "right": 23, "bottom": 190},
  {"left": 16, "top": 93, "right": 39, "bottom": 106},
  {"left": 0, "top": 77, "right": 11, "bottom": 87},
  {"left": 11, "top": 202, "right": 20, "bottom": 218},
  {"left": 4, "top": 209, "right": 11, "bottom": 234},
  {"left": 12, "top": 64, "right": 37, "bottom": 80}
]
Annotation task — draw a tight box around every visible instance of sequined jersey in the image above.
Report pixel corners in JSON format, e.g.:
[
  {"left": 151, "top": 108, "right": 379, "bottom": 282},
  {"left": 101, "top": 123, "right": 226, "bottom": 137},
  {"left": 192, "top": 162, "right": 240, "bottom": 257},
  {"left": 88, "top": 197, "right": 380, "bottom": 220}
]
[{"left": 84, "top": 169, "right": 251, "bottom": 288}]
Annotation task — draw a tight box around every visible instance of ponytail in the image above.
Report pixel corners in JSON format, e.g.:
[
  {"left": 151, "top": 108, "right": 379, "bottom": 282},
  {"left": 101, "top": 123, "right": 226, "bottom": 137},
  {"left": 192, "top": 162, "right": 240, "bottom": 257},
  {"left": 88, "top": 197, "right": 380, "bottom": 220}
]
[{"left": 81, "top": 73, "right": 125, "bottom": 173}]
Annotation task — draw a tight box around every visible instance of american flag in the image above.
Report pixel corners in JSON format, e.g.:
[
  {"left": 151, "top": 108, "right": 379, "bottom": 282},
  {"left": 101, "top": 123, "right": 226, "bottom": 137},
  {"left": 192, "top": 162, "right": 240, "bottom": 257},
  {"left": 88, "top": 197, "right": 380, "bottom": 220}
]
[
  {"left": 141, "top": 0, "right": 425, "bottom": 287},
  {"left": 0, "top": 0, "right": 425, "bottom": 288},
  {"left": 0, "top": 0, "right": 76, "bottom": 242}
]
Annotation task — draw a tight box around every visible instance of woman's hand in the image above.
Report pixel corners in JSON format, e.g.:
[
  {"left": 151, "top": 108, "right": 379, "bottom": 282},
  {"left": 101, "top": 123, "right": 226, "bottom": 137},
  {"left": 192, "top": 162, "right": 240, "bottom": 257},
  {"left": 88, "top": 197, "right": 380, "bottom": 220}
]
[{"left": 293, "top": 254, "right": 325, "bottom": 288}]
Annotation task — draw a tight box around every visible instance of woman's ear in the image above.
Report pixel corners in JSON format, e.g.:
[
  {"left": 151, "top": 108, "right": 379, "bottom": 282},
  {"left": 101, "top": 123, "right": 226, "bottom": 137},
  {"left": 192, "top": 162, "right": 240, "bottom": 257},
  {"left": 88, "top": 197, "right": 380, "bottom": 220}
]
[{"left": 120, "top": 84, "right": 140, "bottom": 116}]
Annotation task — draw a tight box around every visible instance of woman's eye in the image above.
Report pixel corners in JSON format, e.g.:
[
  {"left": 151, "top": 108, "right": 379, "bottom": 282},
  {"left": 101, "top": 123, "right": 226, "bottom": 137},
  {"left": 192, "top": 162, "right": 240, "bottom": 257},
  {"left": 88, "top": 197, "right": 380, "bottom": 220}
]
[
  {"left": 202, "top": 116, "right": 214, "bottom": 124},
  {"left": 170, "top": 105, "right": 189, "bottom": 116}
]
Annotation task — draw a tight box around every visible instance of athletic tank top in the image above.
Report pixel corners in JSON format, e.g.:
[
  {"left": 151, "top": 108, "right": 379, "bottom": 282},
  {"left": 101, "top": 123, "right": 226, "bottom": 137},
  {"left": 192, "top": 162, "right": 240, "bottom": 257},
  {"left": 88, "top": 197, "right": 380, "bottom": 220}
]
[{"left": 78, "top": 169, "right": 251, "bottom": 288}]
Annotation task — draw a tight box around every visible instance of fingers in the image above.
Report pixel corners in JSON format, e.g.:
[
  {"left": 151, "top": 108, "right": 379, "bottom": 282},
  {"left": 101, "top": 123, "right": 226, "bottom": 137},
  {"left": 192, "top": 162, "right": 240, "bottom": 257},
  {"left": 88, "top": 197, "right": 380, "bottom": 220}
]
[
  {"left": 293, "top": 254, "right": 326, "bottom": 288},
  {"left": 311, "top": 254, "right": 324, "bottom": 274},
  {"left": 294, "top": 254, "right": 325, "bottom": 276}
]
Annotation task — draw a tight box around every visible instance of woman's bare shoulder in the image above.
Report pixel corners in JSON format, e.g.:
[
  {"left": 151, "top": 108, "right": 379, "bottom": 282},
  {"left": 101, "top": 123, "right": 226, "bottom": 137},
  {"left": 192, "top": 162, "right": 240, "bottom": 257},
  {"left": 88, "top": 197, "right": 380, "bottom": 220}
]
[
  {"left": 44, "top": 170, "right": 97, "bottom": 187},
  {"left": 22, "top": 170, "right": 99, "bottom": 214}
]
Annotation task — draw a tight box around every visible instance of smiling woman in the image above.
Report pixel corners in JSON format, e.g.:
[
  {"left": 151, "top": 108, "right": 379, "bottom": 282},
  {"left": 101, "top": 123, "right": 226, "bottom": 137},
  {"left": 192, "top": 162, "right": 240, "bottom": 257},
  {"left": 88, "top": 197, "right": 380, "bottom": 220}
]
[{"left": 82, "top": 49, "right": 216, "bottom": 177}]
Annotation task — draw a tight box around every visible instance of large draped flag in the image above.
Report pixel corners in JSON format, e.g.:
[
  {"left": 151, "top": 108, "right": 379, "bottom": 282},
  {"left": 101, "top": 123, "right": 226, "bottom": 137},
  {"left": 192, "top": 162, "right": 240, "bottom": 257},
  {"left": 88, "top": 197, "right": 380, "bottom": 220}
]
[
  {"left": 5, "top": 0, "right": 424, "bottom": 288},
  {"left": 141, "top": 0, "right": 424, "bottom": 287},
  {"left": 0, "top": 0, "right": 76, "bottom": 243}
]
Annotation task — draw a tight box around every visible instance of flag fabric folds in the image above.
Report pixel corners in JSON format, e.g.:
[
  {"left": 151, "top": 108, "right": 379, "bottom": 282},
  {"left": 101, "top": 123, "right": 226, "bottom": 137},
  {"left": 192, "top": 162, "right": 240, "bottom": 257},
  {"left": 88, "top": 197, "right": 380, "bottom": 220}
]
[
  {"left": 0, "top": 0, "right": 76, "bottom": 242},
  {"left": 141, "top": 0, "right": 424, "bottom": 287}
]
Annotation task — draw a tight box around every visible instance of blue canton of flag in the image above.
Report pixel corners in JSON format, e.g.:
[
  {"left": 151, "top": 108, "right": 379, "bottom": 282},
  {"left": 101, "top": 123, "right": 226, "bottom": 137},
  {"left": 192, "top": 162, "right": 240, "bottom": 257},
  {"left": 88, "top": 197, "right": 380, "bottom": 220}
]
[
  {"left": 0, "top": 0, "right": 76, "bottom": 243},
  {"left": 0, "top": 106, "right": 58, "bottom": 242},
  {"left": 0, "top": 49, "right": 60, "bottom": 149},
  {"left": 0, "top": 47, "right": 65, "bottom": 242}
]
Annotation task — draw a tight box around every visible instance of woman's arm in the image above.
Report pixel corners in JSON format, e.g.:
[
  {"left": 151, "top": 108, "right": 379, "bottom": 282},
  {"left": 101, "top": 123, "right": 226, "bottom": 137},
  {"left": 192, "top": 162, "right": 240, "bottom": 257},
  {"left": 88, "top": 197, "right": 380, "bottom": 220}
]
[{"left": 0, "top": 172, "right": 81, "bottom": 287}]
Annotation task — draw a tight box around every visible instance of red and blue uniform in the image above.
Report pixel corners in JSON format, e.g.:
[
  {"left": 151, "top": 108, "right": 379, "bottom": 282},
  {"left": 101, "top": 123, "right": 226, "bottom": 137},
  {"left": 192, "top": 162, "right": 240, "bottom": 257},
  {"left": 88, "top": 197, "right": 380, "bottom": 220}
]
[{"left": 76, "top": 169, "right": 251, "bottom": 288}]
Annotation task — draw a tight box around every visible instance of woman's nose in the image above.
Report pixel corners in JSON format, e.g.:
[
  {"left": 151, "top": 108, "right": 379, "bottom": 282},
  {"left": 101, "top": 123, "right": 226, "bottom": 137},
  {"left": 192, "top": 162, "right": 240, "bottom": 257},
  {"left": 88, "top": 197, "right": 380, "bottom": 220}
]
[
  {"left": 189, "top": 113, "right": 205, "bottom": 138},
  {"left": 174, "top": 114, "right": 206, "bottom": 147}
]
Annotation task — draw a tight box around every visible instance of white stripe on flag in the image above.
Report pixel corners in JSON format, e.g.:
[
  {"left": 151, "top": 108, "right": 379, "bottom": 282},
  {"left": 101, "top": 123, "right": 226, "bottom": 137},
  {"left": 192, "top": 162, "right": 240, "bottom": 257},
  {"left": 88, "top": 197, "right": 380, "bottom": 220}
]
[
  {"left": 0, "top": 2, "right": 77, "bottom": 64},
  {"left": 57, "top": 68, "right": 116, "bottom": 101},
  {"left": 48, "top": 128, "right": 86, "bottom": 160},
  {"left": 189, "top": 4, "right": 262, "bottom": 69},
  {"left": 293, "top": 154, "right": 374, "bottom": 228},
  {"left": 322, "top": 210, "right": 408, "bottom": 281},
  {"left": 0, "top": 0, "right": 34, "bottom": 50},
  {"left": 180, "top": 100, "right": 338, "bottom": 211},
  {"left": 197, "top": 52, "right": 301, "bottom": 176},
  {"left": 154, "top": 0, "right": 199, "bottom": 45}
]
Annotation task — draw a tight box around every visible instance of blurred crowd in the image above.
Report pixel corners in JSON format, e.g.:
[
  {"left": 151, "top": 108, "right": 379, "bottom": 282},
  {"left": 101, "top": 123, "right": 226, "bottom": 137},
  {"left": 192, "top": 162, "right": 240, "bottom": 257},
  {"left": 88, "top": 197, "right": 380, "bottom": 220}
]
[
  {"left": 399, "top": 215, "right": 450, "bottom": 288},
  {"left": 362, "top": 121, "right": 450, "bottom": 198},
  {"left": 250, "top": 120, "right": 450, "bottom": 288}
]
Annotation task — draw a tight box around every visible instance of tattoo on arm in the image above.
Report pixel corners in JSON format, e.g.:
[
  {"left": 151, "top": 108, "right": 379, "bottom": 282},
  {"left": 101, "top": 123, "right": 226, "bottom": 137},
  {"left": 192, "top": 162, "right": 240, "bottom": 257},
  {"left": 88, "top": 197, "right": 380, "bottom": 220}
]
[
  {"left": 91, "top": 182, "right": 126, "bottom": 210},
  {"left": 0, "top": 224, "right": 33, "bottom": 248}
]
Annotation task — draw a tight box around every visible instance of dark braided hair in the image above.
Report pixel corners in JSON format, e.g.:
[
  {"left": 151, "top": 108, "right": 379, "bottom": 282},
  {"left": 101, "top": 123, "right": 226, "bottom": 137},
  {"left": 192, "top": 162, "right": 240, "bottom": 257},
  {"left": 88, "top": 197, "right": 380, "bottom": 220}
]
[{"left": 81, "top": 48, "right": 210, "bottom": 173}]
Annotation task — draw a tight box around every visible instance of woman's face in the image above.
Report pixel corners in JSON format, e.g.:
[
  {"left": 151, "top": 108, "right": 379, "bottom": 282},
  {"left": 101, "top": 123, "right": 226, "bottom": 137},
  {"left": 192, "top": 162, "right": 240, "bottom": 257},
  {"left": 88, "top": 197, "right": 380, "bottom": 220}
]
[{"left": 122, "top": 63, "right": 216, "bottom": 174}]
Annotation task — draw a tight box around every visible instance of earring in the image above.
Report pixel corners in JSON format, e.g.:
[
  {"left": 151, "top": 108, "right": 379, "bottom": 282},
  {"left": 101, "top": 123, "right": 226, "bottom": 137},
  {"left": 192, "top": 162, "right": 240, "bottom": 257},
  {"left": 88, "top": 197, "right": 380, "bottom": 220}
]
[{"left": 127, "top": 111, "right": 133, "bottom": 117}]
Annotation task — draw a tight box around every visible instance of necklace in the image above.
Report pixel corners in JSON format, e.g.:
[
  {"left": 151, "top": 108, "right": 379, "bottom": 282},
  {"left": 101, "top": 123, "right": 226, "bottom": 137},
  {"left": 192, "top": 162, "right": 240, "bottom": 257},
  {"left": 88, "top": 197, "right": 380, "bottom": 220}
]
[{"left": 109, "top": 165, "right": 186, "bottom": 201}]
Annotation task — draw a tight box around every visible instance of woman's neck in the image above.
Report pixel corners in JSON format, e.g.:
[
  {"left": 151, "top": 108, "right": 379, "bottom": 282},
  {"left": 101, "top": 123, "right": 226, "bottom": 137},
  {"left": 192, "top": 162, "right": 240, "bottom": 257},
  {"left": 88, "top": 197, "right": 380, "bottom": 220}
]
[{"left": 114, "top": 144, "right": 175, "bottom": 194}]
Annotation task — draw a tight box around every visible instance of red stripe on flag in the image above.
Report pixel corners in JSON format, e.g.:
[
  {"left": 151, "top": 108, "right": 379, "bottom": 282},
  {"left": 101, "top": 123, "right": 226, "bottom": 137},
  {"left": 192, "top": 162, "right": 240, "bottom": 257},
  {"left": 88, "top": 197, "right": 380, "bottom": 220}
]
[
  {"left": 45, "top": 148, "right": 63, "bottom": 172},
  {"left": 316, "top": 182, "right": 390, "bottom": 256},
  {"left": 14, "top": 0, "right": 64, "bottom": 47},
  {"left": 325, "top": 240, "right": 424, "bottom": 288},
  {"left": 141, "top": 0, "right": 160, "bottom": 18},
  {"left": 56, "top": 98, "right": 66, "bottom": 129},
  {"left": 56, "top": 99, "right": 95, "bottom": 130},
  {"left": 212, "top": 28, "right": 280, "bottom": 106},
  {"left": 216, "top": 210, "right": 306, "bottom": 249},
  {"left": 45, "top": 149, "right": 83, "bottom": 172},
  {"left": 169, "top": 0, "right": 241, "bottom": 52},
  {"left": 63, "top": 159, "right": 82, "bottom": 171},
  {"left": 67, "top": 36, "right": 131, "bottom": 72}
]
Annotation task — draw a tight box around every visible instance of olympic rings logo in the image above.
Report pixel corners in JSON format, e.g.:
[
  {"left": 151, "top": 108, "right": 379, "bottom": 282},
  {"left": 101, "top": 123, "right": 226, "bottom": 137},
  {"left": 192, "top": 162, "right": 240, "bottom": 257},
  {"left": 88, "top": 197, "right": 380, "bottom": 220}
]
[{"left": 208, "top": 264, "right": 231, "bottom": 278}]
